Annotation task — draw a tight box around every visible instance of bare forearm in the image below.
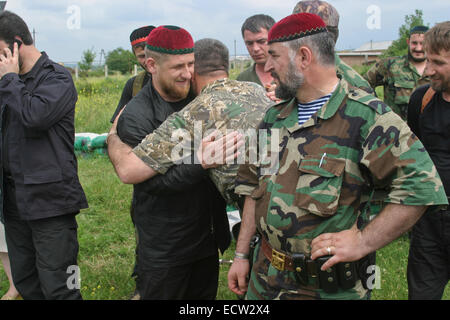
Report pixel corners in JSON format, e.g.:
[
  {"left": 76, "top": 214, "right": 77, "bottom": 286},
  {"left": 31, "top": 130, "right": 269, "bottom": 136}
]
[
  {"left": 235, "top": 196, "right": 257, "bottom": 255},
  {"left": 107, "top": 132, "right": 156, "bottom": 184},
  {"left": 361, "top": 203, "right": 425, "bottom": 253}
]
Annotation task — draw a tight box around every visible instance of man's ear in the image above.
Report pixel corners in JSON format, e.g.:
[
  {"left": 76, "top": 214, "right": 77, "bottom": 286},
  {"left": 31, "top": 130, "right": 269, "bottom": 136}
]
[
  {"left": 146, "top": 57, "right": 157, "bottom": 74},
  {"left": 297, "top": 46, "right": 313, "bottom": 69},
  {"left": 406, "top": 38, "right": 410, "bottom": 46}
]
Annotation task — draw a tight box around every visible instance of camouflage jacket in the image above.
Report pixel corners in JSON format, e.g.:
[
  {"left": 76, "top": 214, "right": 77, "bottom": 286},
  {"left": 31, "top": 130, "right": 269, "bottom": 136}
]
[
  {"left": 335, "top": 54, "right": 373, "bottom": 94},
  {"left": 364, "top": 55, "right": 429, "bottom": 120},
  {"left": 133, "top": 78, "right": 274, "bottom": 204},
  {"left": 235, "top": 78, "right": 447, "bottom": 299}
]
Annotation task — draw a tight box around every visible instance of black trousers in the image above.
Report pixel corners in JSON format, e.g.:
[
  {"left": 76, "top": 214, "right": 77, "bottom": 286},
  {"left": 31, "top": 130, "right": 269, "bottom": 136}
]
[
  {"left": 4, "top": 213, "right": 82, "bottom": 300},
  {"left": 407, "top": 208, "right": 450, "bottom": 300},
  {"left": 138, "top": 252, "right": 219, "bottom": 300}
]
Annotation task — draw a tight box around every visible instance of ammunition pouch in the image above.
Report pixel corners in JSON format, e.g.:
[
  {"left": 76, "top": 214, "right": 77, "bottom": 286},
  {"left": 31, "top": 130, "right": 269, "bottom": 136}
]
[{"left": 261, "top": 237, "right": 365, "bottom": 294}]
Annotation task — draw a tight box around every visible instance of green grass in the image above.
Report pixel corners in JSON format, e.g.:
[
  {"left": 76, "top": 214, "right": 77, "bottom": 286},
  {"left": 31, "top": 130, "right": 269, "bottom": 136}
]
[{"left": 1, "top": 73, "right": 449, "bottom": 300}]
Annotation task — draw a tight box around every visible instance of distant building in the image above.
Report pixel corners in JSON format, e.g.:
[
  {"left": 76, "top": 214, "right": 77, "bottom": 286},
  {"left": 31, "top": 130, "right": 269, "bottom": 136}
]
[{"left": 338, "top": 40, "right": 393, "bottom": 66}]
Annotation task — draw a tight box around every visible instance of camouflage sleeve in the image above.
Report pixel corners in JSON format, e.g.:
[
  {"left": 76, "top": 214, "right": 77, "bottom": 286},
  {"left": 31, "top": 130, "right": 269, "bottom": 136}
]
[
  {"left": 234, "top": 163, "right": 259, "bottom": 196},
  {"left": 364, "top": 59, "right": 387, "bottom": 89},
  {"left": 361, "top": 111, "right": 448, "bottom": 206},
  {"left": 335, "top": 57, "right": 374, "bottom": 94},
  {"left": 132, "top": 108, "right": 195, "bottom": 174}
]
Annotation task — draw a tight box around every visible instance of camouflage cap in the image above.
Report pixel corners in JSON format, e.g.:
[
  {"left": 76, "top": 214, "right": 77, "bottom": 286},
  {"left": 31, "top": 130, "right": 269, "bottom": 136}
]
[{"left": 292, "top": 1, "right": 339, "bottom": 27}]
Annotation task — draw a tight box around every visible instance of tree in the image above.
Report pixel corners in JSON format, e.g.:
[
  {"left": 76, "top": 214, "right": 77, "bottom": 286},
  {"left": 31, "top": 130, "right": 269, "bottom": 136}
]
[
  {"left": 79, "top": 48, "right": 96, "bottom": 72},
  {"left": 382, "top": 9, "right": 427, "bottom": 58},
  {"left": 105, "top": 48, "right": 136, "bottom": 74}
]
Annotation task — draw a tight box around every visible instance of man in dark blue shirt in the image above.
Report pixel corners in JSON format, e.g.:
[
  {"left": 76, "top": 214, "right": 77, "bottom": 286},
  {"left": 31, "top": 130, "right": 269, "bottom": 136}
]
[{"left": 0, "top": 11, "right": 88, "bottom": 300}]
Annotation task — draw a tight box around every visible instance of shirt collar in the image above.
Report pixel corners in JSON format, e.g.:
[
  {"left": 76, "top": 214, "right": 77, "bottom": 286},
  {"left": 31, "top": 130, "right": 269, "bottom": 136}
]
[
  {"left": 20, "top": 52, "right": 48, "bottom": 81},
  {"left": 277, "top": 78, "right": 348, "bottom": 134}
]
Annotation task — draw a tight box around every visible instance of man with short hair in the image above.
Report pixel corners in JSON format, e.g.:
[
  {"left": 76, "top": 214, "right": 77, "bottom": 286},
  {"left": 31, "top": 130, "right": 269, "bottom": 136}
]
[
  {"left": 292, "top": 0, "right": 374, "bottom": 94},
  {"left": 406, "top": 21, "right": 450, "bottom": 300},
  {"left": 109, "top": 26, "right": 230, "bottom": 300},
  {"left": 365, "top": 25, "right": 430, "bottom": 120},
  {"left": 110, "top": 25, "right": 155, "bottom": 123},
  {"left": 227, "top": 13, "right": 448, "bottom": 300},
  {"left": 237, "top": 14, "right": 275, "bottom": 90},
  {"left": 0, "top": 11, "right": 88, "bottom": 300}
]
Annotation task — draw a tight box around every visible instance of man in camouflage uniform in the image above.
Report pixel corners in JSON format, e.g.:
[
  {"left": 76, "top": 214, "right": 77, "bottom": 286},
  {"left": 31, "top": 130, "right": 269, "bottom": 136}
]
[
  {"left": 227, "top": 13, "right": 448, "bottom": 300},
  {"left": 293, "top": 0, "right": 381, "bottom": 219},
  {"left": 237, "top": 15, "right": 275, "bottom": 90},
  {"left": 108, "top": 38, "right": 273, "bottom": 208},
  {"left": 364, "top": 26, "right": 430, "bottom": 120},
  {"left": 293, "top": 0, "right": 373, "bottom": 94}
]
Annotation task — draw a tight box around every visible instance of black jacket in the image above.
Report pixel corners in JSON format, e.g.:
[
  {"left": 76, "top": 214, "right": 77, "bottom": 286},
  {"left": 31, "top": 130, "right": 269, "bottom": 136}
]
[
  {"left": 117, "top": 80, "right": 230, "bottom": 267},
  {"left": 0, "top": 52, "right": 88, "bottom": 221}
]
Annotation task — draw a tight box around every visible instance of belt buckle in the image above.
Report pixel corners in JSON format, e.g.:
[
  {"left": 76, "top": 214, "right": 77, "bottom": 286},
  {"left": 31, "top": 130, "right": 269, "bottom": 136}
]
[{"left": 271, "top": 249, "right": 286, "bottom": 271}]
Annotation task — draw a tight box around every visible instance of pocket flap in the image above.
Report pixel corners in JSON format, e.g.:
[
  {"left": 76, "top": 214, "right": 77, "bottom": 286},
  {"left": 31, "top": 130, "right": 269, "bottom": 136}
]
[{"left": 298, "top": 155, "right": 345, "bottom": 177}]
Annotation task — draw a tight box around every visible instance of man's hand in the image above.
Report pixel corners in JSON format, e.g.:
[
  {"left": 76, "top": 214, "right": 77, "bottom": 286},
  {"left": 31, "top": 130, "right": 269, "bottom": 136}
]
[
  {"left": 310, "top": 223, "right": 369, "bottom": 271},
  {"left": 197, "top": 130, "right": 244, "bottom": 169},
  {"left": 0, "top": 42, "right": 20, "bottom": 78},
  {"left": 265, "top": 82, "right": 281, "bottom": 103},
  {"left": 228, "top": 258, "right": 250, "bottom": 296},
  {"left": 310, "top": 204, "right": 426, "bottom": 271}
]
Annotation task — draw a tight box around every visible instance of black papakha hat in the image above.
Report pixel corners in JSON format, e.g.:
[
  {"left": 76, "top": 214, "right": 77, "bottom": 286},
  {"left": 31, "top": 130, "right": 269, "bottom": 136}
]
[{"left": 130, "top": 25, "right": 155, "bottom": 46}]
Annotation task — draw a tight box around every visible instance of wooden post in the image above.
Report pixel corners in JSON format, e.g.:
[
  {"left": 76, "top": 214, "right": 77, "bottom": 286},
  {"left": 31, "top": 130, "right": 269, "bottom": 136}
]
[
  {"left": 75, "top": 65, "right": 79, "bottom": 80},
  {"left": 104, "top": 64, "right": 108, "bottom": 78},
  {"left": 134, "top": 64, "right": 138, "bottom": 76}
]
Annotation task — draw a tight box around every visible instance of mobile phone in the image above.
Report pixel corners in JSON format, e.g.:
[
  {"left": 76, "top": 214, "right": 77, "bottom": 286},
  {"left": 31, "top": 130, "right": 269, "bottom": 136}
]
[{"left": 7, "top": 39, "right": 22, "bottom": 53}]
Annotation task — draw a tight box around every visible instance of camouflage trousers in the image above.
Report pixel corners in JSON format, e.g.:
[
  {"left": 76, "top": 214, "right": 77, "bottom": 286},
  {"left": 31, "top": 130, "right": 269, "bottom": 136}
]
[{"left": 246, "top": 241, "right": 369, "bottom": 300}]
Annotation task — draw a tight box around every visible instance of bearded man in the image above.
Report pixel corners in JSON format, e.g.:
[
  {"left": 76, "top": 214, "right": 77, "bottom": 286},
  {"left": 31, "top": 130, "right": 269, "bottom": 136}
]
[{"left": 364, "top": 26, "right": 430, "bottom": 120}]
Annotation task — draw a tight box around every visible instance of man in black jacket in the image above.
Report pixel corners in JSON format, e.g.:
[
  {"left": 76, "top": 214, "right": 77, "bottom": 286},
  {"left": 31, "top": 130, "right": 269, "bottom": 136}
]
[
  {"left": 0, "top": 11, "right": 88, "bottom": 300},
  {"left": 109, "top": 26, "right": 230, "bottom": 300}
]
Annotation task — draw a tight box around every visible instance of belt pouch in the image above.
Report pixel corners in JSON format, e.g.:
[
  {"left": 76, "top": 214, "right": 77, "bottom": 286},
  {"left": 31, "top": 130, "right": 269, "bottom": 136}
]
[
  {"left": 337, "top": 262, "right": 357, "bottom": 290},
  {"left": 317, "top": 256, "right": 339, "bottom": 293},
  {"left": 292, "top": 253, "right": 308, "bottom": 285}
]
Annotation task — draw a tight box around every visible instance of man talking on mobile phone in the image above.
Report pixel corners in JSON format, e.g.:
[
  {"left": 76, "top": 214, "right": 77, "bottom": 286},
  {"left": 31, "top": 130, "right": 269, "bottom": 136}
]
[{"left": 0, "top": 11, "right": 88, "bottom": 300}]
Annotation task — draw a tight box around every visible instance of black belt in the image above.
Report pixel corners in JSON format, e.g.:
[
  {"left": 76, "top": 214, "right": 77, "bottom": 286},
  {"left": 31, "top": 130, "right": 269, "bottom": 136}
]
[{"left": 261, "top": 237, "right": 358, "bottom": 293}]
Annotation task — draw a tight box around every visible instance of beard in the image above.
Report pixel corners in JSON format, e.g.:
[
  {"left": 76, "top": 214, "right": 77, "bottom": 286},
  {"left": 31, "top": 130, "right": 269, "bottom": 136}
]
[
  {"left": 430, "top": 76, "right": 450, "bottom": 94},
  {"left": 408, "top": 48, "right": 426, "bottom": 63},
  {"left": 273, "top": 62, "right": 304, "bottom": 100},
  {"left": 160, "top": 77, "right": 190, "bottom": 101}
]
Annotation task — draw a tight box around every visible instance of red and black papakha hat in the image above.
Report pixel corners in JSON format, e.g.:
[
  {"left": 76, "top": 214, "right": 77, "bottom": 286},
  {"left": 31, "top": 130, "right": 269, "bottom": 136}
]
[
  {"left": 146, "top": 25, "right": 194, "bottom": 54},
  {"left": 130, "top": 25, "right": 155, "bottom": 46},
  {"left": 268, "top": 13, "right": 328, "bottom": 44}
]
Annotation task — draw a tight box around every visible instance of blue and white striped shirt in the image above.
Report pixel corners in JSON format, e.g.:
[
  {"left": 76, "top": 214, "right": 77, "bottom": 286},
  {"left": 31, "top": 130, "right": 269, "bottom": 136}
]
[{"left": 297, "top": 94, "right": 332, "bottom": 125}]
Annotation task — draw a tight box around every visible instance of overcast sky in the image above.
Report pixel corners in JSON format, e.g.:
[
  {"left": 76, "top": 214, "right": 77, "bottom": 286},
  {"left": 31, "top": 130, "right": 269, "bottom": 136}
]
[{"left": 4, "top": 0, "right": 450, "bottom": 64}]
